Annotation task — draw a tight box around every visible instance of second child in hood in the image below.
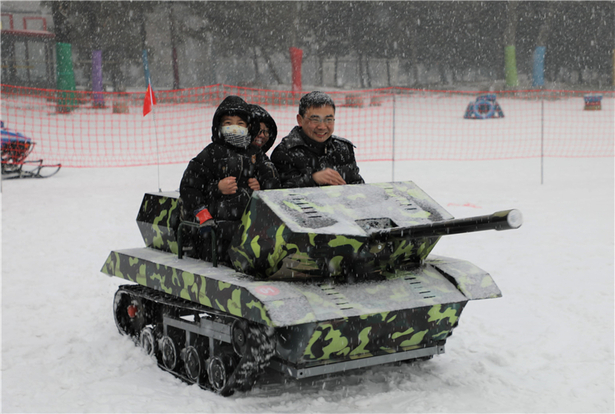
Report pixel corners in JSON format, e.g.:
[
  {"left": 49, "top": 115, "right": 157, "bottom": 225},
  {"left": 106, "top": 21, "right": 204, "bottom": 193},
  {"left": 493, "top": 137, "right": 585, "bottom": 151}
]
[{"left": 250, "top": 104, "right": 277, "bottom": 153}]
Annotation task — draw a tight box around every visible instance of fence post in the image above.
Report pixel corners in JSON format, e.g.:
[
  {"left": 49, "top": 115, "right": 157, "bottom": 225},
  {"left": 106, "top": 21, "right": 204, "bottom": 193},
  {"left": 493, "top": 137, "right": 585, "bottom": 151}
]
[
  {"left": 541, "top": 91, "right": 544, "bottom": 185},
  {"left": 392, "top": 89, "right": 396, "bottom": 182}
]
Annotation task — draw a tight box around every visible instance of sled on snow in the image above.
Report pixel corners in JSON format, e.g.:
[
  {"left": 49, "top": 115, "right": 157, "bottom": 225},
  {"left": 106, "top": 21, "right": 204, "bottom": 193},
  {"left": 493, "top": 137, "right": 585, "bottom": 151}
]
[
  {"left": 463, "top": 94, "right": 505, "bottom": 119},
  {"left": 1, "top": 121, "right": 61, "bottom": 179}
]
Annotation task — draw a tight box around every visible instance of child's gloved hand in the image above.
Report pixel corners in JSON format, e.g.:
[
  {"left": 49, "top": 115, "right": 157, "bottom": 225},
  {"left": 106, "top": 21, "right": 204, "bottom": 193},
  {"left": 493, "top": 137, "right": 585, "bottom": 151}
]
[{"left": 195, "top": 207, "right": 213, "bottom": 225}]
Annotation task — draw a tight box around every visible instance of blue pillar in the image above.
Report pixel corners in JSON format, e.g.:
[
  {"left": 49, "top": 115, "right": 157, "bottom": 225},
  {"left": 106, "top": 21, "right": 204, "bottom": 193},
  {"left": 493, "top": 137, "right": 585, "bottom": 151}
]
[{"left": 532, "top": 46, "right": 546, "bottom": 87}]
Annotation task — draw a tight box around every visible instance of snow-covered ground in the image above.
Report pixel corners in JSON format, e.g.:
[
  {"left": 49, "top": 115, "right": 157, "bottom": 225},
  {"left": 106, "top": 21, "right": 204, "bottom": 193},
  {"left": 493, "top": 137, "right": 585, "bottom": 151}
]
[{"left": 2, "top": 155, "right": 613, "bottom": 413}]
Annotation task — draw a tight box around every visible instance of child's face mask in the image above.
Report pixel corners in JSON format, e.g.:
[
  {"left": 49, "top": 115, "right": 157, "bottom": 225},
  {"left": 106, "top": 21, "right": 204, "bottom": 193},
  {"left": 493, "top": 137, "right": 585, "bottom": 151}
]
[{"left": 221, "top": 124, "right": 250, "bottom": 148}]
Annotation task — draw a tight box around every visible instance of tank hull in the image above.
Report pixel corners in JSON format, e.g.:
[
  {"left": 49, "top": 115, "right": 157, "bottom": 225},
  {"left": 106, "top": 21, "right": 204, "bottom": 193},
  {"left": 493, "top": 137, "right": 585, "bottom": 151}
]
[{"left": 102, "top": 247, "right": 500, "bottom": 377}]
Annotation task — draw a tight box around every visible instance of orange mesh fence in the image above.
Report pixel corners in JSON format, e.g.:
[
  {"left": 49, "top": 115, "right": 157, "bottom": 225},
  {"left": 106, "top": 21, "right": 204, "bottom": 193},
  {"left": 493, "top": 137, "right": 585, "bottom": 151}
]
[{"left": 1, "top": 84, "right": 613, "bottom": 168}]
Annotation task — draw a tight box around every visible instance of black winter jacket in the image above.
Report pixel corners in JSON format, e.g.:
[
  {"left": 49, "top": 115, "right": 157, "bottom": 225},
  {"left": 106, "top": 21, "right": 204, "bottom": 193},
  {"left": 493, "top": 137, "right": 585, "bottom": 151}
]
[
  {"left": 271, "top": 126, "right": 364, "bottom": 188},
  {"left": 180, "top": 96, "right": 280, "bottom": 221}
]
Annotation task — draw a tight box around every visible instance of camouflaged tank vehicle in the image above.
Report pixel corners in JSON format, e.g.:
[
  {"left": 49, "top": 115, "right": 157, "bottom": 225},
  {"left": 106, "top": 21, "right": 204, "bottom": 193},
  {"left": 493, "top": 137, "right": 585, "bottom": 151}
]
[{"left": 101, "top": 181, "right": 522, "bottom": 395}]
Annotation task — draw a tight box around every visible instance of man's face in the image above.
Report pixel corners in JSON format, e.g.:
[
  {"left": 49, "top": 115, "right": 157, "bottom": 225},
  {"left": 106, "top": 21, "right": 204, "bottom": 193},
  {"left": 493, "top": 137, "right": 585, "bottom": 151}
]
[{"left": 297, "top": 105, "right": 335, "bottom": 143}]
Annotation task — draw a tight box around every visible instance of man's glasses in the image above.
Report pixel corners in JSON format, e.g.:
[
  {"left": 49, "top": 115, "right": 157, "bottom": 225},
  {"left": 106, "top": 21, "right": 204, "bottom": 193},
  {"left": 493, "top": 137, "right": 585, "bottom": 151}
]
[
  {"left": 258, "top": 129, "right": 270, "bottom": 137},
  {"left": 307, "top": 116, "right": 335, "bottom": 125}
]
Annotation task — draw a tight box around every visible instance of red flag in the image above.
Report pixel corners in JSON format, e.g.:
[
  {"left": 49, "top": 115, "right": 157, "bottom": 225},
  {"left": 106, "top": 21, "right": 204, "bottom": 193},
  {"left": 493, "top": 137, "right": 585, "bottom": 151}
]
[{"left": 143, "top": 83, "right": 157, "bottom": 117}]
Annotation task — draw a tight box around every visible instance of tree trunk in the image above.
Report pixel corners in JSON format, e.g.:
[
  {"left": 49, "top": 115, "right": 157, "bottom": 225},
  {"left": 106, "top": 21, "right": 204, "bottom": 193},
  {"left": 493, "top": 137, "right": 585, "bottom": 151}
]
[
  {"left": 334, "top": 55, "right": 338, "bottom": 87},
  {"left": 252, "top": 47, "right": 260, "bottom": 86},
  {"left": 168, "top": 4, "right": 180, "bottom": 90},
  {"left": 503, "top": 1, "right": 519, "bottom": 48},
  {"left": 358, "top": 53, "right": 364, "bottom": 88},
  {"left": 260, "top": 47, "right": 283, "bottom": 85},
  {"left": 51, "top": 1, "right": 71, "bottom": 43},
  {"left": 409, "top": 5, "right": 420, "bottom": 86},
  {"left": 136, "top": 9, "right": 147, "bottom": 91},
  {"left": 365, "top": 56, "right": 372, "bottom": 88},
  {"left": 536, "top": 2, "right": 556, "bottom": 46},
  {"left": 533, "top": 2, "right": 557, "bottom": 87},
  {"left": 410, "top": 34, "right": 419, "bottom": 85}
]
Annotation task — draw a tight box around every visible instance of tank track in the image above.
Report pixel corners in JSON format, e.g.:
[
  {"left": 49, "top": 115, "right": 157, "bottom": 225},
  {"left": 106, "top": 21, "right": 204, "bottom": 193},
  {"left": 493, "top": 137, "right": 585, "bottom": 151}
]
[{"left": 113, "top": 284, "right": 275, "bottom": 395}]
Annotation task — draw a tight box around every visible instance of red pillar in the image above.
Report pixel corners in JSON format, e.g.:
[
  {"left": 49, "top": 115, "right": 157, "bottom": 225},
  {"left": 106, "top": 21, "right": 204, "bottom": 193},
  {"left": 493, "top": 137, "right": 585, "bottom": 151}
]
[{"left": 290, "top": 47, "right": 303, "bottom": 94}]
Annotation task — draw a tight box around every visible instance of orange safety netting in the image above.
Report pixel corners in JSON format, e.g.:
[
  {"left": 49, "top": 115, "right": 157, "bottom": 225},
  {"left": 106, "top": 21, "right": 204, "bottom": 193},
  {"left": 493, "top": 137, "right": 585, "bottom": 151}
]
[{"left": 1, "top": 84, "right": 613, "bottom": 168}]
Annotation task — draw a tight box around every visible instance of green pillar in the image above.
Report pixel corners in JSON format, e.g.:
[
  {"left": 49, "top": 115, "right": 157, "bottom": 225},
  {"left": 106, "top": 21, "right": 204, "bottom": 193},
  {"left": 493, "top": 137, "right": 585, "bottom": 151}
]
[
  {"left": 56, "top": 42, "right": 76, "bottom": 113},
  {"left": 504, "top": 45, "right": 519, "bottom": 88}
]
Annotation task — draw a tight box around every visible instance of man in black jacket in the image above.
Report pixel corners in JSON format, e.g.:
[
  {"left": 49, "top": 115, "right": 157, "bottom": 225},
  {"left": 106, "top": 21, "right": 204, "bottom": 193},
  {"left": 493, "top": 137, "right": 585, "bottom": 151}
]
[
  {"left": 180, "top": 95, "right": 279, "bottom": 261},
  {"left": 271, "top": 91, "right": 364, "bottom": 188}
]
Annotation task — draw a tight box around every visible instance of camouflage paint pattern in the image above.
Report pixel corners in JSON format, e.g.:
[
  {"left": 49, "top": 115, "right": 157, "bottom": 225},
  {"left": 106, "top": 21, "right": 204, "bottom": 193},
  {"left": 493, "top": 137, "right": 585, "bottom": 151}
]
[
  {"left": 102, "top": 186, "right": 504, "bottom": 368},
  {"left": 102, "top": 248, "right": 275, "bottom": 326},
  {"left": 136, "top": 192, "right": 181, "bottom": 255},
  {"left": 229, "top": 182, "right": 454, "bottom": 280},
  {"left": 293, "top": 303, "right": 465, "bottom": 365},
  {"left": 101, "top": 246, "right": 500, "bottom": 365}
]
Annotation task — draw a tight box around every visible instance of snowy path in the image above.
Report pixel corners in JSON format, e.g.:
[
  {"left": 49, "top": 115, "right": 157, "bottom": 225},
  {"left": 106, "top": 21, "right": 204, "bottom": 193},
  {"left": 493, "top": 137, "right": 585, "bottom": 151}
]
[{"left": 2, "top": 158, "right": 613, "bottom": 413}]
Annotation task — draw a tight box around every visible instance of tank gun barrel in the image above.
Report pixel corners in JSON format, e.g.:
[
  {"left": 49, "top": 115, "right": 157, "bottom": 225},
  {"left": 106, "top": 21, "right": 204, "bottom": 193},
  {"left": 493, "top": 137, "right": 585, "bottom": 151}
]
[{"left": 369, "top": 209, "right": 522, "bottom": 240}]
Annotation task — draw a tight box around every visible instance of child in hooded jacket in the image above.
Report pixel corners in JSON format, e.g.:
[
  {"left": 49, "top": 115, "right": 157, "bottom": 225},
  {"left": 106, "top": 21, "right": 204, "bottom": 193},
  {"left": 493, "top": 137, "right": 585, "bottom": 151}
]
[
  {"left": 179, "top": 95, "right": 279, "bottom": 261},
  {"left": 250, "top": 104, "right": 278, "bottom": 152}
]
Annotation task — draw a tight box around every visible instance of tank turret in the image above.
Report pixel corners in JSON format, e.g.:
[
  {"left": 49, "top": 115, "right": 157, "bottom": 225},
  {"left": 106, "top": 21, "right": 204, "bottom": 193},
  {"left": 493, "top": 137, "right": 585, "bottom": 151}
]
[{"left": 229, "top": 181, "right": 521, "bottom": 280}]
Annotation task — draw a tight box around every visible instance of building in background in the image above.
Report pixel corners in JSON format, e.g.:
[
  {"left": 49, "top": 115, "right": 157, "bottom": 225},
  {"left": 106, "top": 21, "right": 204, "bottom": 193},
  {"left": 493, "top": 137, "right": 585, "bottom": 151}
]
[{"left": 1, "top": 1, "right": 56, "bottom": 88}]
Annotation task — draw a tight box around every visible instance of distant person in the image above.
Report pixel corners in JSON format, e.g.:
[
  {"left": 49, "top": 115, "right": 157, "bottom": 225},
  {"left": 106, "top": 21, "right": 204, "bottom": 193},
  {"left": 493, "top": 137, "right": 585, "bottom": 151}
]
[
  {"left": 271, "top": 91, "right": 364, "bottom": 188},
  {"left": 179, "top": 95, "right": 279, "bottom": 262}
]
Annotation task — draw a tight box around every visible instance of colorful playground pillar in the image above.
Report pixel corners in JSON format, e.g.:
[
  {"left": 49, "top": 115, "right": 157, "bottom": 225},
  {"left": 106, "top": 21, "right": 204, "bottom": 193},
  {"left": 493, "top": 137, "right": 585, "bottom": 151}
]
[
  {"left": 532, "top": 46, "right": 546, "bottom": 88},
  {"left": 92, "top": 49, "right": 105, "bottom": 108},
  {"left": 504, "top": 45, "right": 519, "bottom": 88},
  {"left": 56, "top": 42, "right": 77, "bottom": 113},
  {"left": 290, "top": 47, "right": 303, "bottom": 94}
]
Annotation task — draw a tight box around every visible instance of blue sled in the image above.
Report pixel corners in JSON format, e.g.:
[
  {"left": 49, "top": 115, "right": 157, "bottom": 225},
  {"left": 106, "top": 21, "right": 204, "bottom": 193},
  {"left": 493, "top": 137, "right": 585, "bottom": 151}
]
[{"left": 464, "top": 94, "right": 505, "bottom": 119}]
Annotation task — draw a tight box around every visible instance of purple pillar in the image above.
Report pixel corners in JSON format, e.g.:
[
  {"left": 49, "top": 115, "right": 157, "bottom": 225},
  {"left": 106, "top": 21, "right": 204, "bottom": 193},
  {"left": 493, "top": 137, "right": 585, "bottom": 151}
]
[{"left": 92, "top": 50, "right": 104, "bottom": 107}]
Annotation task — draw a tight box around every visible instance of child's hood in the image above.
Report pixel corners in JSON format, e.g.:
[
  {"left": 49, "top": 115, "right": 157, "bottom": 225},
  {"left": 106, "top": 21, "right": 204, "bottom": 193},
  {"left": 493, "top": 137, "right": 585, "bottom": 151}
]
[{"left": 250, "top": 104, "right": 278, "bottom": 153}]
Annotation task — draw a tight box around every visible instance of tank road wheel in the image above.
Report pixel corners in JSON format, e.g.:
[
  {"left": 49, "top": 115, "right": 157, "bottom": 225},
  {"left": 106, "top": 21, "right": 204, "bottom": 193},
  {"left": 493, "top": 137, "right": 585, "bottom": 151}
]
[
  {"left": 113, "top": 290, "right": 145, "bottom": 339},
  {"left": 208, "top": 356, "right": 230, "bottom": 394},
  {"left": 160, "top": 335, "right": 178, "bottom": 371},
  {"left": 182, "top": 346, "right": 202, "bottom": 382},
  {"left": 140, "top": 327, "right": 157, "bottom": 356},
  {"left": 231, "top": 320, "right": 248, "bottom": 357}
]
